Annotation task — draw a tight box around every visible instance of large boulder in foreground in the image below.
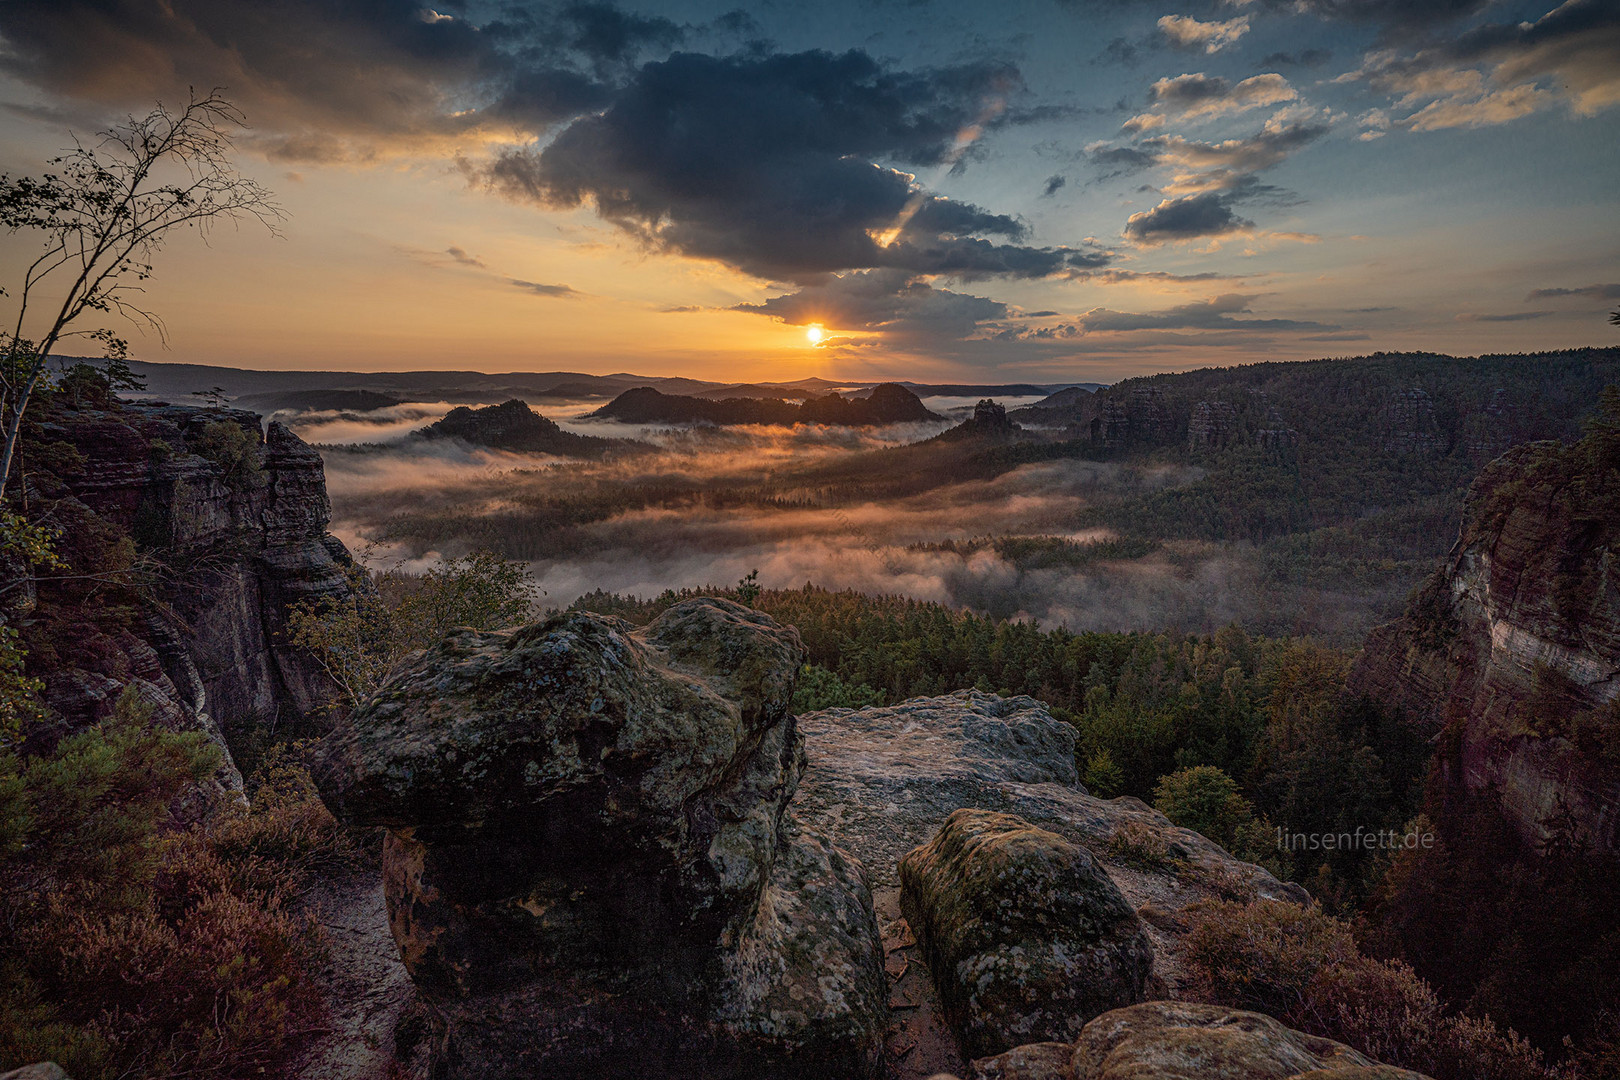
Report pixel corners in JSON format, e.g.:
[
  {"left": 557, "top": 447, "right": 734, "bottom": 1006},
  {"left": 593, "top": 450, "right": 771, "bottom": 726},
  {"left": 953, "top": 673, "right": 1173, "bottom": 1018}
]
[
  {"left": 900, "top": 809, "right": 1154, "bottom": 1058},
  {"left": 965, "top": 1001, "right": 1432, "bottom": 1080},
  {"left": 314, "top": 598, "right": 886, "bottom": 1079}
]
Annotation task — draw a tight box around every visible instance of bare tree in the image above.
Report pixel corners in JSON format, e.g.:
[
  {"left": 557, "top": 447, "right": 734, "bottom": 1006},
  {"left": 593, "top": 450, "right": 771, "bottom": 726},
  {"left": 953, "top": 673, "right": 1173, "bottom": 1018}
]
[{"left": 0, "top": 90, "right": 282, "bottom": 500}]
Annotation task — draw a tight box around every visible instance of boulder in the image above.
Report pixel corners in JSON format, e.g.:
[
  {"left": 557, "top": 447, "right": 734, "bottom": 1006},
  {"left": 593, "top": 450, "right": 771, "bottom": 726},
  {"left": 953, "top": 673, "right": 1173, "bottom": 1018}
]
[
  {"left": 0, "top": 1066, "right": 70, "bottom": 1080},
  {"left": 314, "top": 598, "right": 886, "bottom": 1079},
  {"left": 794, "top": 692, "right": 1303, "bottom": 985},
  {"left": 960, "top": 1002, "right": 1433, "bottom": 1080},
  {"left": 1069, "top": 1002, "right": 1432, "bottom": 1080},
  {"left": 900, "top": 810, "right": 1154, "bottom": 1058}
]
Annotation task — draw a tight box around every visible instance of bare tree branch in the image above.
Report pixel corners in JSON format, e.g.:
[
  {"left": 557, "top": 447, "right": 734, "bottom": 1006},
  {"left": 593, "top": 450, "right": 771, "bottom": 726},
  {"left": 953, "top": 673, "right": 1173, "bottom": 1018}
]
[{"left": 0, "top": 89, "right": 283, "bottom": 501}]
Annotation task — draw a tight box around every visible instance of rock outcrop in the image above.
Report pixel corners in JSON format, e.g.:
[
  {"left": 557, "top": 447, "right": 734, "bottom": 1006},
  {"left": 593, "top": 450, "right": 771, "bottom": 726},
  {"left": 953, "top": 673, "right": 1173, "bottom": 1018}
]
[
  {"left": 1348, "top": 431, "right": 1620, "bottom": 854},
  {"left": 418, "top": 399, "right": 630, "bottom": 457},
  {"left": 966, "top": 1002, "right": 1432, "bottom": 1080},
  {"left": 1186, "top": 400, "right": 1237, "bottom": 450},
  {"left": 933, "top": 400, "right": 1024, "bottom": 443},
  {"left": 792, "top": 691, "right": 1305, "bottom": 1064},
  {"left": 313, "top": 598, "right": 887, "bottom": 1080},
  {"left": 14, "top": 401, "right": 357, "bottom": 805},
  {"left": 900, "top": 809, "right": 1154, "bottom": 1057}
]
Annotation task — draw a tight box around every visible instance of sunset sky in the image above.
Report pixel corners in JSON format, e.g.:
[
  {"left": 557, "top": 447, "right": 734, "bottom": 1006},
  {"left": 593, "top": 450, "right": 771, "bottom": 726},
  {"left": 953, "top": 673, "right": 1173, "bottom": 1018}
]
[{"left": 0, "top": 0, "right": 1615, "bottom": 382}]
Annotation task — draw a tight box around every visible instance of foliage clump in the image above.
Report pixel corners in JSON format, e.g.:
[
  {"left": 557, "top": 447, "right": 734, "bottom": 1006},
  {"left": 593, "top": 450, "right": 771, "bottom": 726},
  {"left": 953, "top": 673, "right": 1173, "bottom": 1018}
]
[
  {"left": 0, "top": 689, "right": 335, "bottom": 1079},
  {"left": 1186, "top": 899, "right": 1552, "bottom": 1080}
]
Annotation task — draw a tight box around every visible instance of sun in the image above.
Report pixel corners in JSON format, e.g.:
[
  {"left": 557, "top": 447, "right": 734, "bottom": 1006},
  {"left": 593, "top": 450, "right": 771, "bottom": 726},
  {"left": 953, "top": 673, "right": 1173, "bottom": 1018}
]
[{"left": 806, "top": 323, "right": 824, "bottom": 344}]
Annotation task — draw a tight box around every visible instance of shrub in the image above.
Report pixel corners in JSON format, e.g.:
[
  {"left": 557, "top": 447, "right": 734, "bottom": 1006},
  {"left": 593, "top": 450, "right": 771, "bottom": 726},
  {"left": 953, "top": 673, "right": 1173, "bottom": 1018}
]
[
  {"left": 0, "top": 689, "right": 327, "bottom": 1079},
  {"left": 1186, "top": 899, "right": 1552, "bottom": 1080},
  {"left": 1104, "top": 821, "right": 1180, "bottom": 873},
  {"left": 191, "top": 420, "right": 265, "bottom": 489},
  {"left": 1154, "top": 764, "right": 1257, "bottom": 851},
  {"left": 1082, "top": 748, "right": 1126, "bottom": 797}
]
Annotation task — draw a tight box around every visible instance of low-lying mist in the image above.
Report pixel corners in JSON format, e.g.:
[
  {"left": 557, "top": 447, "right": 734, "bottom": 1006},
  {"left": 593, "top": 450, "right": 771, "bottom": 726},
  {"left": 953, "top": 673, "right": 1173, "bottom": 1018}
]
[{"left": 289, "top": 397, "right": 1400, "bottom": 642}]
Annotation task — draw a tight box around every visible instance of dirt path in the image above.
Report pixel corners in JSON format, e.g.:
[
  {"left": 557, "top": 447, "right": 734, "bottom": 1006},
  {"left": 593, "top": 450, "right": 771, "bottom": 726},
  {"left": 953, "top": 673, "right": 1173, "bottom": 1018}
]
[
  {"left": 875, "top": 886, "right": 968, "bottom": 1080},
  {"left": 290, "top": 869, "right": 417, "bottom": 1080}
]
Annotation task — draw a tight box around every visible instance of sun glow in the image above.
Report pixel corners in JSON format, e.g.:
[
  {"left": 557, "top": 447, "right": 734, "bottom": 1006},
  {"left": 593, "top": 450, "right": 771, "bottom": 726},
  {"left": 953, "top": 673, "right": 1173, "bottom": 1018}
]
[{"left": 806, "top": 323, "right": 824, "bottom": 343}]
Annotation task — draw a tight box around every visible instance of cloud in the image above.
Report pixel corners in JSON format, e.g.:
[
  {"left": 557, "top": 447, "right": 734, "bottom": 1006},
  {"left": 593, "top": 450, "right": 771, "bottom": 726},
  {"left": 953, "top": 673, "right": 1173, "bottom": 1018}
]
[
  {"left": 1042, "top": 174, "right": 1067, "bottom": 197},
  {"left": 734, "top": 269, "right": 1009, "bottom": 341},
  {"left": 1124, "top": 194, "right": 1254, "bottom": 243},
  {"left": 1342, "top": 0, "right": 1620, "bottom": 130},
  {"left": 446, "top": 246, "right": 486, "bottom": 268},
  {"left": 1260, "top": 49, "right": 1333, "bottom": 67},
  {"left": 1146, "top": 72, "right": 1297, "bottom": 121},
  {"left": 995, "top": 293, "right": 1334, "bottom": 336},
  {"left": 479, "top": 49, "right": 1109, "bottom": 283},
  {"left": 1455, "top": 310, "right": 1553, "bottom": 322},
  {"left": 1142, "top": 113, "right": 1332, "bottom": 194},
  {"left": 511, "top": 279, "right": 582, "bottom": 298},
  {"left": 1255, "top": 0, "right": 1489, "bottom": 29},
  {"left": 1086, "top": 144, "right": 1160, "bottom": 180},
  {"left": 0, "top": 0, "right": 710, "bottom": 161},
  {"left": 1528, "top": 283, "right": 1620, "bottom": 300},
  {"left": 1157, "top": 14, "right": 1250, "bottom": 54}
]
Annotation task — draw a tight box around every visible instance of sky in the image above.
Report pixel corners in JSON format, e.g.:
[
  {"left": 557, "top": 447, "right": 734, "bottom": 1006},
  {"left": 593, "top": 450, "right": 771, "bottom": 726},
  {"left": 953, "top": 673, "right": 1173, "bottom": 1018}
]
[{"left": 0, "top": 0, "right": 1615, "bottom": 383}]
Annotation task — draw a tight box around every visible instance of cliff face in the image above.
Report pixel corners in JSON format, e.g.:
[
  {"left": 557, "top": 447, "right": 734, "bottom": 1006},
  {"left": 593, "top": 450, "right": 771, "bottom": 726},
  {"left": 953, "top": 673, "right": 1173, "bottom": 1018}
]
[
  {"left": 1348, "top": 430, "right": 1620, "bottom": 854},
  {"left": 15, "top": 400, "right": 356, "bottom": 798}
]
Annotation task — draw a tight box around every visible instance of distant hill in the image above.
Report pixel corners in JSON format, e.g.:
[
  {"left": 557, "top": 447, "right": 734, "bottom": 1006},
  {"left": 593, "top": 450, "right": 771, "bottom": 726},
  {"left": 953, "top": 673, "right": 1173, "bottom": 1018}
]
[
  {"left": 417, "top": 399, "right": 634, "bottom": 458},
  {"left": 592, "top": 383, "right": 943, "bottom": 426},
  {"left": 234, "top": 389, "right": 404, "bottom": 414},
  {"left": 1008, "top": 385, "right": 1096, "bottom": 426}
]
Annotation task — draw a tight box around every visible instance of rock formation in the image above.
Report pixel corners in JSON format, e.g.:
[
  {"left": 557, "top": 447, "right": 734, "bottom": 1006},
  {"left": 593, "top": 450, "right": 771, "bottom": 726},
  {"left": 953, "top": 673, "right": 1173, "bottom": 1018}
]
[
  {"left": 966, "top": 1002, "right": 1432, "bottom": 1080},
  {"left": 792, "top": 691, "right": 1306, "bottom": 1065},
  {"left": 1186, "top": 400, "right": 1237, "bottom": 450},
  {"left": 933, "top": 400, "right": 1024, "bottom": 443},
  {"left": 418, "top": 398, "right": 630, "bottom": 457},
  {"left": 12, "top": 401, "right": 357, "bottom": 804},
  {"left": 900, "top": 809, "right": 1154, "bottom": 1057},
  {"left": 1349, "top": 428, "right": 1620, "bottom": 854},
  {"left": 313, "top": 598, "right": 888, "bottom": 1080},
  {"left": 1379, "top": 387, "right": 1443, "bottom": 456}
]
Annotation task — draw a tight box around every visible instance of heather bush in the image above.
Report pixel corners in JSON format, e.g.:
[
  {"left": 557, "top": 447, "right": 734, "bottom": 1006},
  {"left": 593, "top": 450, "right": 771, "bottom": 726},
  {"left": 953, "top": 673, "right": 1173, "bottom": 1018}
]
[
  {"left": 1186, "top": 898, "right": 1551, "bottom": 1080},
  {"left": 0, "top": 689, "right": 328, "bottom": 1079}
]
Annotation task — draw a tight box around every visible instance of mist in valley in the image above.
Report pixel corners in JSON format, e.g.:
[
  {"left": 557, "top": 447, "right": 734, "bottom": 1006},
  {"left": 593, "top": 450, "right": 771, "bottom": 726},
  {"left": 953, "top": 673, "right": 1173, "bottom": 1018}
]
[{"left": 289, "top": 396, "right": 1405, "bottom": 642}]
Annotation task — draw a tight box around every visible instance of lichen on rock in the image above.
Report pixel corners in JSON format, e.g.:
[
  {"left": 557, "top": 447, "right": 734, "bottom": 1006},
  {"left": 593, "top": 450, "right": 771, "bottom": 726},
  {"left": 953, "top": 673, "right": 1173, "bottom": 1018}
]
[
  {"left": 900, "top": 809, "right": 1154, "bottom": 1058},
  {"left": 314, "top": 597, "right": 887, "bottom": 1079}
]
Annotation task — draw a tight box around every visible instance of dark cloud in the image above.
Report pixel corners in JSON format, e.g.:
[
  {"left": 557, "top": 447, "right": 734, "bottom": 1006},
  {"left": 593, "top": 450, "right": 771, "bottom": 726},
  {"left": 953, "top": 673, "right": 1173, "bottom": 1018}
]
[
  {"left": 1455, "top": 310, "right": 1552, "bottom": 322},
  {"left": 484, "top": 49, "right": 1107, "bottom": 282},
  {"left": 1261, "top": 0, "right": 1489, "bottom": 29},
  {"left": 734, "top": 269, "right": 1008, "bottom": 340},
  {"left": 447, "top": 246, "right": 486, "bottom": 268},
  {"left": 1145, "top": 72, "right": 1296, "bottom": 119},
  {"left": 1344, "top": 0, "right": 1619, "bottom": 129},
  {"left": 1042, "top": 174, "right": 1067, "bottom": 196},
  {"left": 1529, "top": 283, "right": 1620, "bottom": 300},
  {"left": 560, "top": 2, "right": 683, "bottom": 68},
  {"left": 1123, "top": 192, "right": 1252, "bottom": 243},
  {"left": 511, "top": 279, "right": 581, "bottom": 298},
  {"left": 994, "top": 293, "right": 1333, "bottom": 338},
  {"left": 0, "top": 0, "right": 501, "bottom": 144},
  {"left": 1095, "top": 36, "right": 1141, "bottom": 66},
  {"left": 1086, "top": 145, "right": 1158, "bottom": 181},
  {"left": 1260, "top": 49, "right": 1333, "bottom": 67}
]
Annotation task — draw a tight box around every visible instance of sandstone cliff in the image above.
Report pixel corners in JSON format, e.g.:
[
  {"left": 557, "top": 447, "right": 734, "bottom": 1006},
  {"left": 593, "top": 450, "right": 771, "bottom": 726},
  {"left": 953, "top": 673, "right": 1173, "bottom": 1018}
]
[
  {"left": 1348, "top": 421, "right": 1620, "bottom": 854},
  {"left": 10, "top": 399, "right": 356, "bottom": 797}
]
